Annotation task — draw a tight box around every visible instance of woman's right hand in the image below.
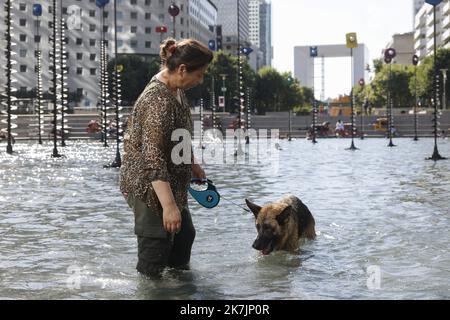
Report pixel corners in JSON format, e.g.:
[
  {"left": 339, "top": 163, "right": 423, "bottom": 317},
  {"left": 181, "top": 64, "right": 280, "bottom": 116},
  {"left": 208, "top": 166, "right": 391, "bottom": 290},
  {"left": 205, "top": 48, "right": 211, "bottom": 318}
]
[{"left": 162, "top": 203, "right": 181, "bottom": 234}]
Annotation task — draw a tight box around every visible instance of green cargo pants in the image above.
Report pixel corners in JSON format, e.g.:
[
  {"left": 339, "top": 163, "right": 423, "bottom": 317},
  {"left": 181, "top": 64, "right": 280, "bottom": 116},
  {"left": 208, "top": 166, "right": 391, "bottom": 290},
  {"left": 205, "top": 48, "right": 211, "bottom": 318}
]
[{"left": 125, "top": 192, "right": 195, "bottom": 278}]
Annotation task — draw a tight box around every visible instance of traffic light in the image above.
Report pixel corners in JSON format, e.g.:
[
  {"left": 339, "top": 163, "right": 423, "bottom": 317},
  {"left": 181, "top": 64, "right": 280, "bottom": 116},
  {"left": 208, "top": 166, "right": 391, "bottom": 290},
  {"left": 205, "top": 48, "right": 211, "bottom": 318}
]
[
  {"left": 346, "top": 33, "right": 358, "bottom": 49},
  {"left": 216, "top": 25, "right": 223, "bottom": 51},
  {"left": 208, "top": 40, "right": 216, "bottom": 51},
  {"left": 232, "top": 96, "right": 240, "bottom": 113}
]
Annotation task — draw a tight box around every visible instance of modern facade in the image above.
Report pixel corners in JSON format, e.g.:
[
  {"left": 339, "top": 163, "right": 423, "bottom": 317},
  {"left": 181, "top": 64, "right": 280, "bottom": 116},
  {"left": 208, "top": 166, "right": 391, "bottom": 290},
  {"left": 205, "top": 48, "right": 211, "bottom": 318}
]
[
  {"left": 413, "top": 0, "right": 426, "bottom": 26},
  {"left": 216, "top": 0, "right": 250, "bottom": 54},
  {"left": 249, "top": 0, "right": 272, "bottom": 68},
  {"left": 0, "top": 0, "right": 217, "bottom": 109},
  {"left": 414, "top": 0, "right": 450, "bottom": 60}
]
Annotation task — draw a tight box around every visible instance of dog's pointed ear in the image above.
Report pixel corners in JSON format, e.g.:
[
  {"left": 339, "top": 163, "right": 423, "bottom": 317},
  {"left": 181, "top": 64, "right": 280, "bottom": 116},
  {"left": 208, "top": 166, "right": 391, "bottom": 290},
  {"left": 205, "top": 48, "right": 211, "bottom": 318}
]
[
  {"left": 276, "top": 206, "right": 292, "bottom": 225},
  {"left": 245, "top": 199, "right": 261, "bottom": 218}
]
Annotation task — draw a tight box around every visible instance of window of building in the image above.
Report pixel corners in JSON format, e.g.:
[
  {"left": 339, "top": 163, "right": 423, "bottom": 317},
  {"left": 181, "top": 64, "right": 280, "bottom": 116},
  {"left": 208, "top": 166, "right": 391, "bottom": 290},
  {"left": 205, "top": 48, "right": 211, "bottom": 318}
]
[
  {"left": 89, "top": 24, "right": 96, "bottom": 32},
  {"left": 89, "top": 10, "right": 95, "bottom": 17},
  {"left": 131, "top": 0, "right": 137, "bottom": 4},
  {"left": 89, "top": 39, "right": 96, "bottom": 46},
  {"left": 20, "top": 34, "right": 27, "bottom": 42},
  {"left": 145, "top": 0, "right": 151, "bottom": 5},
  {"left": 76, "top": 68, "right": 83, "bottom": 75},
  {"left": 159, "top": 14, "right": 164, "bottom": 21},
  {"left": 159, "top": 0, "right": 164, "bottom": 7},
  {"left": 20, "top": 65, "right": 27, "bottom": 73},
  {"left": 48, "top": 21, "right": 53, "bottom": 29},
  {"left": 76, "top": 88, "right": 83, "bottom": 96},
  {"left": 145, "top": 41, "right": 151, "bottom": 48},
  {"left": 145, "top": 27, "right": 152, "bottom": 34},
  {"left": 76, "top": 38, "right": 82, "bottom": 45},
  {"left": 117, "top": 11, "right": 123, "bottom": 19},
  {"left": 76, "top": 53, "right": 83, "bottom": 60},
  {"left": 90, "top": 68, "right": 96, "bottom": 76},
  {"left": 145, "top": 13, "right": 151, "bottom": 20},
  {"left": 20, "top": 87, "right": 27, "bottom": 92},
  {"left": 19, "top": 3, "right": 26, "bottom": 11},
  {"left": 180, "top": 17, "right": 184, "bottom": 25},
  {"left": 90, "top": 53, "right": 96, "bottom": 61},
  {"left": 62, "top": 7, "right": 67, "bottom": 14},
  {"left": 131, "top": 26, "right": 137, "bottom": 33},
  {"left": 103, "top": 26, "right": 108, "bottom": 33},
  {"left": 19, "top": 49, "right": 27, "bottom": 58},
  {"left": 130, "top": 40, "right": 138, "bottom": 48},
  {"left": 19, "top": 19, "right": 26, "bottom": 27},
  {"left": 48, "top": 6, "right": 53, "bottom": 14},
  {"left": 131, "top": 12, "right": 137, "bottom": 19},
  {"left": 34, "top": 35, "right": 41, "bottom": 43},
  {"left": 34, "top": 20, "right": 41, "bottom": 28},
  {"left": 180, "top": 31, "right": 184, "bottom": 38},
  {"left": 103, "top": 11, "right": 108, "bottom": 18}
]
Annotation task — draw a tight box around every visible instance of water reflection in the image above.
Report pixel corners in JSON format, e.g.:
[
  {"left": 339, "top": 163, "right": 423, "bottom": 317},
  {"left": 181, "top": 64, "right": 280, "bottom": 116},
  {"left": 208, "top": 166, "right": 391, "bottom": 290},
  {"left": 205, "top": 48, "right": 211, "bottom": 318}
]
[{"left": 0, "top": 139, "right": 449, "bottom": 299}]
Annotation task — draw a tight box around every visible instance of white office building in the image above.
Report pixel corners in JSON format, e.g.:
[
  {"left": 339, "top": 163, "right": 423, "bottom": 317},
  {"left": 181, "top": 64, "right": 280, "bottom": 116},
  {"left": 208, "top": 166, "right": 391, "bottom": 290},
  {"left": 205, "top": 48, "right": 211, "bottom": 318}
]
[
  {"left": 249, "top": 0, "right": 272, "bottom": 68},
  {"left": 414, "top": 0, "right": 450, "bottom": 60},
  {"left": 0, "top": 0, "right": 217, "bottom": 109},
  {"left": 216, "top": 0, "right": 250, "bottom": 55}
]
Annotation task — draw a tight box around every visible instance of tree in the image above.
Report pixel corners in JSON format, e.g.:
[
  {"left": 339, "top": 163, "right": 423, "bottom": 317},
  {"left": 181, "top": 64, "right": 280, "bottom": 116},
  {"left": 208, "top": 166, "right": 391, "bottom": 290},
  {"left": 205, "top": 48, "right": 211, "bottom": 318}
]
[
  {"left": 414, "top": 48, "right": 450, "bottom": 107},
  {"left": 107, "top": 54, "right": 160, "bottom": 105},
  {"left": 363, "top": 63, "right": 414, "bottom": 109},
  {"left": 186, "top": 50, "right": 256, "bottom": 113}
]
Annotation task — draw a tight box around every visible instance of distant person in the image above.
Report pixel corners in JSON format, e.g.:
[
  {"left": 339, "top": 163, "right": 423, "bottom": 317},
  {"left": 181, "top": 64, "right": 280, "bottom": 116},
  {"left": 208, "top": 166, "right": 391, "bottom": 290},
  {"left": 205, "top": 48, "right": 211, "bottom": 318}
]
[{"left": 335, "top": 120, "right": 344, "bottom": 137}]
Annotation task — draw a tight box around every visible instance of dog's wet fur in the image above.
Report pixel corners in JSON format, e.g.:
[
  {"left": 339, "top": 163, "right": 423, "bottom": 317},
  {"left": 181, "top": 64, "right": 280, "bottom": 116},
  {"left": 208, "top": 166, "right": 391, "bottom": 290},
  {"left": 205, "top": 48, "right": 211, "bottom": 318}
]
[{"left": 246, "top": 195, "right": 316, "bottom": 255}]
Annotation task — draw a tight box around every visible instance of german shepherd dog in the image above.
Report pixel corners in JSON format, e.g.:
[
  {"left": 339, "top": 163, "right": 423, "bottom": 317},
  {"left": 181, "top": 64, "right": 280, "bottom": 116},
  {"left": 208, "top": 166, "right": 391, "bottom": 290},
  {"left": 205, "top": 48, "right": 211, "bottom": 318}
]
[{"left": 245, "top": 195, "right": 316, "bottom": 255}]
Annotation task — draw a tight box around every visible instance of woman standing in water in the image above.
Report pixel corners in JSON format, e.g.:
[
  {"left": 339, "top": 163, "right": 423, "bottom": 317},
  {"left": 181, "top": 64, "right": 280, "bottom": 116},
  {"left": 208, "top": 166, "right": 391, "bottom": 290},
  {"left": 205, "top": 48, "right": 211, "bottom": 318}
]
[{"left": 120, "top": 38, "right": 213, "bottom": 277}]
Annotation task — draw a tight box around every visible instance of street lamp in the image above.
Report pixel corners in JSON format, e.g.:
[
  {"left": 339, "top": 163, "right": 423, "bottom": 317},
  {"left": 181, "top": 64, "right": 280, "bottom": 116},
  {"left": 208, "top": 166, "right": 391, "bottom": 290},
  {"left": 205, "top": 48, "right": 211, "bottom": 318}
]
[
  {"left": 412, "top": 54, "right": 419, "bottom": 141},
  {"left": 425, "top": 0, "right": 446, "bottom": 161},
  {"left": 384, "top": 48, "right": 396, "bottom": 147},
  {"left": 241, "top": 46, "right": 253, "bottom": 144},
  {"left": 235, "top": 0, "right": 245, "bottom": 156},
  {"left": 96, "top": 0, "right": 110, "bottom": 148},
  {"left": 346, "top": 33, "right": 358, "bottom": 150},
  {"left": 358, "top": 78, "right": 365, "bottom": 140},
  {"left": 219, "top": 74, "right": 227, "bottom": 113},
  {"left": 441, "top": 69, "right": 447, "bottom": 111},
  {"left": 106, "top": 0, "right": 123, "bottom": 168},
  {"left": 310, "top": 46, "right": 318, "bottom": 144},
  {"left": 168, "top": 3, "right": 180, "bottom": 39},
  {"left": 50, "top": 0, "right": 62, "bottom": 157},
  {"left": 33, "top": 4, "right": 44, "bottom": 145},
  {"left": 3, "top": 0, "right": 16, "bottom": 154},
  {"left": 60, "top": 0, "right": 68, "bottom": 147}
]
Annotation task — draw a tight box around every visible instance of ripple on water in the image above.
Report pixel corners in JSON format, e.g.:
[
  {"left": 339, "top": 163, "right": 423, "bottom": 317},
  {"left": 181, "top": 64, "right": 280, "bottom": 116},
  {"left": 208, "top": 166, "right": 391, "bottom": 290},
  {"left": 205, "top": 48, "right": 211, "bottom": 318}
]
[{"left": 0, "top": 139, "right": 449, "bottom": 299}]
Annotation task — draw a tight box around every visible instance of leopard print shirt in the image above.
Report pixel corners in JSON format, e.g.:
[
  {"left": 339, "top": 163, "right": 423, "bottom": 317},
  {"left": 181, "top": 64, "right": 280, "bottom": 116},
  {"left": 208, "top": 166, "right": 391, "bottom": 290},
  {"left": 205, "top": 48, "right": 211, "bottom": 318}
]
[{"left": 120, "top": 76, "right": 193, "bottom": 215}]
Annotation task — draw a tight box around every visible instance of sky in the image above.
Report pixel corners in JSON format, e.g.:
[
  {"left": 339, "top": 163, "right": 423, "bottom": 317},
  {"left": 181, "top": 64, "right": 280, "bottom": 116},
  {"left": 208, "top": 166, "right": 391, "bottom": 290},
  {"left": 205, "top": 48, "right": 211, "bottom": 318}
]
[{"left": 271, "top": 0, "right": 414, "bottom": 99}]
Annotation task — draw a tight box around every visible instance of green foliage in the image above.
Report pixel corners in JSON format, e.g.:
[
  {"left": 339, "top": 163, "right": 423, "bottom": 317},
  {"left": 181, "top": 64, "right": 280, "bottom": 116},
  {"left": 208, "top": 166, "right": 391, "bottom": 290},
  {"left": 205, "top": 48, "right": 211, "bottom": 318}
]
[
  {"left": 104, "top": 51, "right": 323, "bottom": 113},
  {"left": 107, "top": 54, "right": 160, "bottom": 105},
  {"left": 367, "top": 48, "right": 450, "bottom": 109}
]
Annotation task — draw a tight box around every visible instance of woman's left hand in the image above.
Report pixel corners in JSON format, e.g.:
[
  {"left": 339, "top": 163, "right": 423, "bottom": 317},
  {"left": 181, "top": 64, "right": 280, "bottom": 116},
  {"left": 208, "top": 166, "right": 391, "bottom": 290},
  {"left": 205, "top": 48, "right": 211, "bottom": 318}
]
[{"left": 192, "top": 163, "right": 206, "bottom": 183}]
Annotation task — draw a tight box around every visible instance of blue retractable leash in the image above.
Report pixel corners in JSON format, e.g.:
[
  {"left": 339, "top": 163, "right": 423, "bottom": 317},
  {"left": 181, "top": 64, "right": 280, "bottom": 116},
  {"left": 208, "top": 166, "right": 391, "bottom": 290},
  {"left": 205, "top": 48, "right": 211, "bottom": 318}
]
[
  {"left": 188, "top": 178, "right": 250, "bottom": 212},
  {"left": 188, "top": 178, "right": 221, "bottom": 209}
]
